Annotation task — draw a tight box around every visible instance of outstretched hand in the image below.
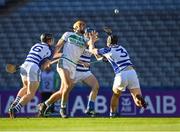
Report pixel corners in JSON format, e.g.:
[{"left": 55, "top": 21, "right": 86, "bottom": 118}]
[{"left": 89, "top": 31, "right": 99, "bottom": 43}]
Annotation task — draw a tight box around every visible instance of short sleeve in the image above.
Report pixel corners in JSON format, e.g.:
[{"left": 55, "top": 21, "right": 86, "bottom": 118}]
[
  {"left": 97, "top": 47, "right": 111, "bottom": 55},
  {"left": 61, "top": 32, "right": 69, "bottom": 42}
]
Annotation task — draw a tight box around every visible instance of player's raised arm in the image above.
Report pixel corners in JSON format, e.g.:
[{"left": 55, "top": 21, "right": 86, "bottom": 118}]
[{"left": 88, "top": 31, "right": 99, "bottom": 54}]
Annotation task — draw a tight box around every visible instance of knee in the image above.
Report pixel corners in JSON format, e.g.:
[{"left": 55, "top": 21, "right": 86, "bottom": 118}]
[
  {"left": 63, "top": 83, "right": 72, "bottom": 93},
  {"left": 26, "top": 92, "right": 35, "bottom": 99},
  {"left": 92, "top": 82, "right": 99, "bottom": 92},
  {"left": 112, "top": 87, "right": 121, "bottom": 96},
  {"left": 113, "top": 93, "right": 121, "bottom": 99},
  {"left": 57, "top": 90, "right": 63, "bottom": 96},
  {"left": 64, "top": 84, "right": 71, "bottom": 89}
]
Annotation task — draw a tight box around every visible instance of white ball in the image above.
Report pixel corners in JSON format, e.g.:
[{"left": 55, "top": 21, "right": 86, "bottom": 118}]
[{"left": 114, "top": 9, "right": 119, "bottom": 14}]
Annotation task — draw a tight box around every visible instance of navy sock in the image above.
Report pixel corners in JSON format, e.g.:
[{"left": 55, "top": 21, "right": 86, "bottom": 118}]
[
  {"left": 12, "top": 96, "right": 21, "bottom": 107},
  {"left": 14, "top": 103, "right": 23, "bottom": 112},
  {"left": 87, "top": 100, "right": 94, "bottom": 110}
]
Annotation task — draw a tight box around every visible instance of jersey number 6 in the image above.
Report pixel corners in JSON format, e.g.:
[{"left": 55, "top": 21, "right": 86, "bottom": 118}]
[{"left": 32, "top": 45, "right": 43, "bottom": 52}]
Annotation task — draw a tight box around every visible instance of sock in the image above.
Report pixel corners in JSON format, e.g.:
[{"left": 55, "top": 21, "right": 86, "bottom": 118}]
[
  {"left": 61, "top": 101, "right": 67, "bottom": 109},
  {"left": 110, "top": 112, "right": 117, "bottom": 117},
  {"left": 14, "top": 103, "right": 23, "bottom": 112},
  {"left": 45, "top": 101, "right": 51, "bottom": 107},
  {"left": 12, "top": 96, "right": 21, "bottom": 107},
  {"left": 87, "top": 100, "right": 94, "bottom": 110}
]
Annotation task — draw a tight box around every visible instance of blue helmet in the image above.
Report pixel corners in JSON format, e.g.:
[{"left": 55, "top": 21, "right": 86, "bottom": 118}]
[{"left": 85, "top": 27, "right": 95, "bottom": 33}]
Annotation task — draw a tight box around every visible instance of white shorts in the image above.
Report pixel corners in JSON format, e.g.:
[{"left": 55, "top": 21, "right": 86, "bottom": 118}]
[
  {"left": 57, "top": 58, "right": 76, "bottom": 79},
  {"left": 74, "top": 71, "right": 92, "bottom": 83},
  {"left": 113, "top": 69, "right": 140, "bottom": 91},
  {"left": 20, "top": 62, "right": 41, "bottom": 82}
]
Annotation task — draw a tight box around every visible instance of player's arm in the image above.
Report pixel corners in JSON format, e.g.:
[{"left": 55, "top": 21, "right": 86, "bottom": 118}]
[
  {"left": 89, "top": 46, "right": 103, "bottom": 60},
  {"left": 89, "top": 41, "right": 110, "bottom": 61},
  {"left": 41, "top": 59, "right": 51, "bottom": 70},
  {"left": 53, "top": 32, "right": 69, "bottom": 58},
  {"left": 53, "top": 52, "right": 62, "bottom": 59},
  {"left": 53, "top": 39, "right": 65, "bottom": 58},
  {"left": 94, "top": 54, "right": 103, "bottom": 61},
  {"left": 88, "top": 38, "right": 99, "bottom": 55},
  {"left": 41, "top": 56, "right": 62, "bottom": 70}
]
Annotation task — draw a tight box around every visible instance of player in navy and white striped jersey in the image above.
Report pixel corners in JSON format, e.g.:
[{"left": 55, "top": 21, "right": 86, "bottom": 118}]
[
  {"left": 9, "top": 33, "right": 54, "bottom": 118},
  {"left": 89, "top": 34, "right": 147, "bottom": 117},
  {"left": 76, "top": 49, "right": 91, "bottom": 72},
  {"left": 74, "top": 48, "right": 99, "bottom": 116}
]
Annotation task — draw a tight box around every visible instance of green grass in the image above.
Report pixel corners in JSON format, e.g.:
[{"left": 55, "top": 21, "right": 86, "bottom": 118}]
[{"left": 0, "top": 117, "right": 180, "bottom": 132}]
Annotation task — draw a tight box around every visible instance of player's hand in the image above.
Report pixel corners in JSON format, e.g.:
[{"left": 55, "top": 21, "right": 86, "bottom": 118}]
[
  {"left": 89, "top": 31, "right": 99, "bottom": 43},
  {"left": 41, "top": 60, "right": 51, "bottom": 70}
]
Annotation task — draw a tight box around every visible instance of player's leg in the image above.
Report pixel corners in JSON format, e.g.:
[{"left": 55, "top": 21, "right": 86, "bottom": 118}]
[
  {"left": 110, "top": 72, "right": 127, "bottom": 117},
  {"left": 9, "top": 65, "right": 40, "bottom": 118},
  {"left": 127, "top": 70, "right": 147, "bottom": 108},
  {"left": 38, "top": 72, "right": 66, "bottom": 117},
  {"left": 10, "top": 67, "right": 28, "bottom": 109},
  {"left": 58, "top": 68, "right": 73, "bottom": 118},
  {"left": 9, "top": 67, "right": 29, "bottom": 118},
  {"left": 10, "top": 80, "right": 28, "bottom": 109},
  {"left": 9, "top": 81, "right": 39, "bottom": 118},
  {"left": 45, "top": 89, "right": 63, "bottom": 105},
  {"left": 16, "top": 65, "right": 40, "bottom": 107},
  {"left": 8, "top": 79, "right": 27, "bottom": 118},
  {"left": 39, "top": 92, "right": 55, "bottom": 116},
  {"left": 110, "top": 87, "right": 122, "bottom": 117},
  {"left": 38, "top": 84, "right": 64, "bottom": 117},
  {"left": 82, "top": 74, "right": 99, "bottom": 115},
  {"left": 18, "top": 81, "right": 39, "bottom": 105},
  {"left": 129, "top": 88, "right": 147, "bottom": 108}
]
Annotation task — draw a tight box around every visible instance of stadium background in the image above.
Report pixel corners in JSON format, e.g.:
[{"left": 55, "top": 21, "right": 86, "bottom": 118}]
[{"left": 0, "top": 0, "right": 180, "bottom": 117}]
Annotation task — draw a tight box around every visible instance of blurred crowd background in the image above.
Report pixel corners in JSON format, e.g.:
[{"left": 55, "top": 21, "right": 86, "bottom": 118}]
[{"left": 0, "top": 0, "right": 180, "bottom": 90}]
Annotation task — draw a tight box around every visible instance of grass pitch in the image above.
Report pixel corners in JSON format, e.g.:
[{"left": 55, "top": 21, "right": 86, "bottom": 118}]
[{"left": 0, "top": 117, "right": 180, "bottom": 132}]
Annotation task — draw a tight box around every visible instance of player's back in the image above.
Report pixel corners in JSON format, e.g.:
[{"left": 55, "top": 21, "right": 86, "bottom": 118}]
[
  {"left": 103, "top": 45, "right": 133, "bottom": 74},
  {"left": 25, "top": 42, "right": 52, "bottom": 67},
  {"left": 111, "top": 45, "right": 131, "bottom": 64}
]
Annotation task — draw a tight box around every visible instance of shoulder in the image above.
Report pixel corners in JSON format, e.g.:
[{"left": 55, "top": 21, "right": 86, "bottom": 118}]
[
  {"left": 64, "top": 31, "right": 74, "bottom": 35},
  {"left": 31, "top": 43, "right": 43, "bottom": 48},
  {"left": 62, "top": 32, "right": 73, "bottom": 37},
  {"left": 114, "top": 45, "right": 127, "bottom": 50}
]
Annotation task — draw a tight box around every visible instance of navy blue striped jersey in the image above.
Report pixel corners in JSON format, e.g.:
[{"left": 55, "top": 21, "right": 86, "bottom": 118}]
[
  {"left": 25, "top": 42, "right": 53, "bottom": 67},
  {"left": 98, "top": 45, "right": 133, "bottom": 74},
  {"left": 76, "top": 49, "right": 92, "bottom": 72}
]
